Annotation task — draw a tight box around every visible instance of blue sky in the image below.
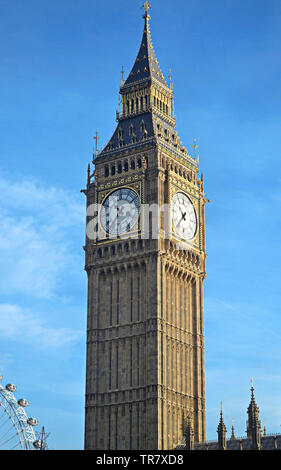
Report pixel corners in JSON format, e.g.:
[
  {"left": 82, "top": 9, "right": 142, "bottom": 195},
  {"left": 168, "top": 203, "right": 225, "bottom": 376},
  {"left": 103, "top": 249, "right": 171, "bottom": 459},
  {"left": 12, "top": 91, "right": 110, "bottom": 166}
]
[{"left": 0, "top": 0, "right": 280, "bottom": 449}]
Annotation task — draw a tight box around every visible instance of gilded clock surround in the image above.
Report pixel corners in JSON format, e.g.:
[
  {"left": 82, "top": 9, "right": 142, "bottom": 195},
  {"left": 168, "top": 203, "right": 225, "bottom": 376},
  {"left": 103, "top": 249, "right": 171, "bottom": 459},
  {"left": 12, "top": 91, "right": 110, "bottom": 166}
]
[{"left": 98, "top": 184, "right": 142, "bottom": 240}]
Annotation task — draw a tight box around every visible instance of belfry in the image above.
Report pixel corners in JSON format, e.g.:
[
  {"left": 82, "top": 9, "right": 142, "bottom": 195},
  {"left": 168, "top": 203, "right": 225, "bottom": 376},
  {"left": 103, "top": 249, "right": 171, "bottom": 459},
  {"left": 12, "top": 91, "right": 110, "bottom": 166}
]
[{"left": 83, "top": 3, "right": 208, "bottom": 450}]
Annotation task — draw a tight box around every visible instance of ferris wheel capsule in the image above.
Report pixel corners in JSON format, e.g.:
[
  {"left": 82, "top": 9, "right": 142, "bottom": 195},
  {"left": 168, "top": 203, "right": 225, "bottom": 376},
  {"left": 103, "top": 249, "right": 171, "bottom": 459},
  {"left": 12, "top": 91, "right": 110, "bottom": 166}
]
[
  {"left": 27, "top": 418, "right": 38, "bottom": 426},
  {"left": 0, "top": 377, "right": 38, "bottom": 449},
  {"left": 18, "top": 398, "right": 29, "bottom": 407},
  {"left": 6, "top": 384, "right": 17, "bottom": 392},
  {"left": 33, "top": 440, "right": 46, "bottom": 450}
]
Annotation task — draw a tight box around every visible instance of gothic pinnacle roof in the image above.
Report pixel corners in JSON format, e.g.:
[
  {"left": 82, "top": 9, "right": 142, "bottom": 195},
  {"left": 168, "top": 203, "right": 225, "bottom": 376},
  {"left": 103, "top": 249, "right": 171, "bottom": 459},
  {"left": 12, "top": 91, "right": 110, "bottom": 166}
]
[
  {"left": 217, "top": 407, "right": 227, "bottom": 434},
  {"left": 175, "top": 382, "right": 280, "bottom": 451},
  {"left": 122, "top": 8, "right": 168, "bottom": 90},
  {"left": 247, "top": 384, "right": 260, "bottom": 419},
  {"left": 94, "top": 5, "right": 197, "bottom": 169}
]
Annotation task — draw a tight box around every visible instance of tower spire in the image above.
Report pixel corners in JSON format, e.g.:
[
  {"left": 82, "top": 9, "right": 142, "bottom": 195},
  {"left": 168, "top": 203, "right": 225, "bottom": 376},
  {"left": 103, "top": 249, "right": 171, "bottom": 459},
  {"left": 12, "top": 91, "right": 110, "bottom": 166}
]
[{"left": 122, "top": 2, "right": 168, "bottom": 89}]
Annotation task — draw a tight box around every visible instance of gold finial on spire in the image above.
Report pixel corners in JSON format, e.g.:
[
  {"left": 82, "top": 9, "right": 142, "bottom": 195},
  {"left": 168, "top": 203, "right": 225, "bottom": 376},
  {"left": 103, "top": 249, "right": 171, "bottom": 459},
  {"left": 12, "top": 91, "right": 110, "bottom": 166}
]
[
  {"left": 250, "top": 377, "right": 254, "bottom": 388},
  {"left": 142, "top": 1, "right": 151, "bottom": 18}
]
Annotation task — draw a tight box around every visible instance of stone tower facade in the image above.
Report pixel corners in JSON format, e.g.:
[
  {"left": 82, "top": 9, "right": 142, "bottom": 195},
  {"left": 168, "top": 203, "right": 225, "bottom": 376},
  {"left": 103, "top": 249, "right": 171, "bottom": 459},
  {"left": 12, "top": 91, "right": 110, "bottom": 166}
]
[{"left": 83, "top": 4, "right": 208, "bottom": 450}]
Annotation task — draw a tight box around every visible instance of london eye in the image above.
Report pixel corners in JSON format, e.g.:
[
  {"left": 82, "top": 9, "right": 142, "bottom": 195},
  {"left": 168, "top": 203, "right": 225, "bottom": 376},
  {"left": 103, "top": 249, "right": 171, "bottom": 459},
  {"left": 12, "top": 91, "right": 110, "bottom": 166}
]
[{"left": 0, "top": 374, "right": 44, "bottom": 450}]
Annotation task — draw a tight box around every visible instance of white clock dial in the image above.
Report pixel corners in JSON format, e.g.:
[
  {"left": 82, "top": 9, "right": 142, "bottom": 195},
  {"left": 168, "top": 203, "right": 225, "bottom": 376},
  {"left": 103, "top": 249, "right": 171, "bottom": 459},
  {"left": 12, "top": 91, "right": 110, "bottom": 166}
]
[
  {"left": 100, "top": 188, "right": 140, "bottom": 236},
  {"left": 172, "top": 192, "right": 197, "bottom": 240}
]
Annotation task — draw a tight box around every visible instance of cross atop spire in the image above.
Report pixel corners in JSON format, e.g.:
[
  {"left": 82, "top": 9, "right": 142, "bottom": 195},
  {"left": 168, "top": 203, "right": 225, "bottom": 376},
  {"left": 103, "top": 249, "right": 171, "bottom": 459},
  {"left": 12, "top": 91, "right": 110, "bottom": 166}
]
[{"left": 142, "top": 1, "right": 151, "bottom": 19}]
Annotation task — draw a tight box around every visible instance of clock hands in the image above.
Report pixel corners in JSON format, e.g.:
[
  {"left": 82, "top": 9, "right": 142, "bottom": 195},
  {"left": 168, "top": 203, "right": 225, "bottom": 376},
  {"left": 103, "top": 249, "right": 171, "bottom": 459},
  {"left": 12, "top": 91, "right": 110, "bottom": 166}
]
[
  {"left": 108, "top": 201, "right": 137, "bottom": 233},
  {"left": 176, "top": 206, "right": 187, "bottom": 229}
]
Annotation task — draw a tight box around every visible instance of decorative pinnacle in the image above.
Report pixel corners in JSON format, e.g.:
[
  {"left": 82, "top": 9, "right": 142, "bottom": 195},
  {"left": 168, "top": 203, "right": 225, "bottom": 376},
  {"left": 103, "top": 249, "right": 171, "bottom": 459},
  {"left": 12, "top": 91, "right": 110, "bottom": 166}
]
[
  {"left": 193, "top": 138, "right": 199, "bottom": 159},
  {"left": 168, "top": 69, "right": 173, "bottom": 90},
  {"left": 93, "top": 131, "right": 100, "bottom": 160},
  {"left": 120, "top": 65, "right": 124, "bottom": 86}
]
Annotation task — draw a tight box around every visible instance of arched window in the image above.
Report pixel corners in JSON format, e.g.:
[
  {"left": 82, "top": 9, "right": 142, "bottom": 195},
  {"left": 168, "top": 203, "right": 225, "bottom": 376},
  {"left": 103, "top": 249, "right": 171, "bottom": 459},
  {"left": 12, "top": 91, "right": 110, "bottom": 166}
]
[
  {"left": 111, "top": 165, "right": 115, "bottom": 176},
  {"left": 118, "top": 163, "right": 122, "bottom": 174},
  {"left": 105, "top": 166, "right": 109, "bottom": 177},
  {"left": 138, "top": 158, "right": 142, "bottom": 169},
  {"left": 124, "top": 161, "right": 129, "bottom": 172},
  {"left": 131, "top": 160, "right": 135, "bottom": 170}
]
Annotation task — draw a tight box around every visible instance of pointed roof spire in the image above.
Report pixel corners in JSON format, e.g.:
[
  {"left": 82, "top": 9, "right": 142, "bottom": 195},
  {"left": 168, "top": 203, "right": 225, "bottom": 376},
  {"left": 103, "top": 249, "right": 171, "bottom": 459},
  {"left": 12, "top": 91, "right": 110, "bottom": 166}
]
[
  {"left": 217, "top": 402, "right": 227, "bottom": 449},
  {"left": 231, "top": 418, "right": 236, "bottom": 440},
  {"left": 123, "top": 3, "right": 168, "bottom": 89},
  {"left": 248, "top": 378, "right": 260, "bottom": 420},
  {"left": 246, "top": 378, "right": 262, "bottom": 446}
]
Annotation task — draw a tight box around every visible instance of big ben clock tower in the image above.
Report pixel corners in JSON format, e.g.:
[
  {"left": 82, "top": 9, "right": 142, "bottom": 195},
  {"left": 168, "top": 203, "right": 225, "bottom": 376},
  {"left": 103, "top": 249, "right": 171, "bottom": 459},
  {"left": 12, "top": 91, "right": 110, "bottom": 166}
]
[{"left": 83, "top": 3, "right": 208, "bottom": 450}]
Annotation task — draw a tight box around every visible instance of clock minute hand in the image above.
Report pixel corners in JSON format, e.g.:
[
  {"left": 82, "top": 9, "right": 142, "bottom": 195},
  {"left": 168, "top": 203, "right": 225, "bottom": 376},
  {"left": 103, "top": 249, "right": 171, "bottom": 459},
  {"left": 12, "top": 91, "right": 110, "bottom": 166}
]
[{"left": 108, "top": 206, "right": 120, "bottom": 231}]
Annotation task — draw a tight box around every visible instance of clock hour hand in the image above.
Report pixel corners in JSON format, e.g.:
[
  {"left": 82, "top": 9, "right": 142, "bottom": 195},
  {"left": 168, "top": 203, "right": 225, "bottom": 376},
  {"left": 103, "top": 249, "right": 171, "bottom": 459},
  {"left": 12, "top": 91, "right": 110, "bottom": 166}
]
[{"left": 176, "top": 209, "right": 186, "bottom": 228}]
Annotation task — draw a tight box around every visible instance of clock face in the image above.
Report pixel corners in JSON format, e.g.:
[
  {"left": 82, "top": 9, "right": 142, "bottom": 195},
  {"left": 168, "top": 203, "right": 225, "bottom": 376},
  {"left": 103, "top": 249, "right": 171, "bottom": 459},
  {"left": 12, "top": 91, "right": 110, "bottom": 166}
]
[
  {"left": 172, "top": 192, "right": 197, "bottom": 240},
  {"left": 100, "top": 187, "right": 141, "bottom": 236}
]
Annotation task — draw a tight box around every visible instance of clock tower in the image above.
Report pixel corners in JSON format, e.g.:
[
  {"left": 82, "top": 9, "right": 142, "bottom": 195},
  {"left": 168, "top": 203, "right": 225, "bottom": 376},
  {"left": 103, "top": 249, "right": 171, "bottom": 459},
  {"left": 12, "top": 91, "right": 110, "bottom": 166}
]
[{"left": 83, "top": 3, "right": 208, "bottom": 450}]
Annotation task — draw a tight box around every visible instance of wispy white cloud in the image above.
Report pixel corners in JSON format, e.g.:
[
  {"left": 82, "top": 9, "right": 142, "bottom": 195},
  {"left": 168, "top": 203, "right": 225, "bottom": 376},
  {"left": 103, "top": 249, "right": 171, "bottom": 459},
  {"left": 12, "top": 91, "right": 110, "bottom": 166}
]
[
  {"left": 0, "top": 303, "right": 81, "bottom": 349},
  {"left": 0, "top": 173, "right": 84, "bottom": 299}
]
